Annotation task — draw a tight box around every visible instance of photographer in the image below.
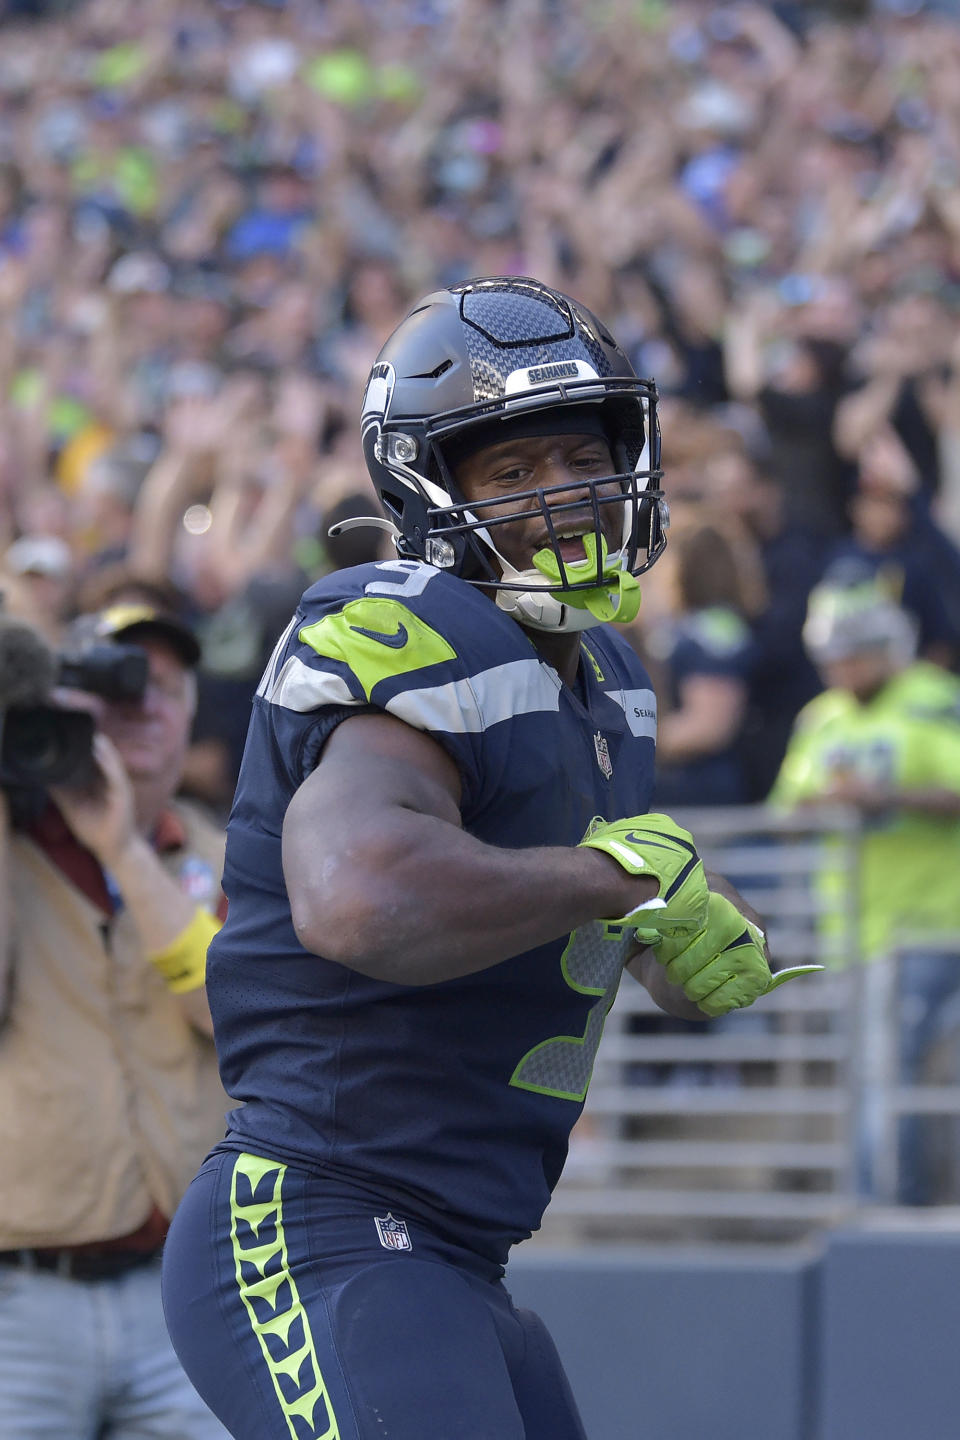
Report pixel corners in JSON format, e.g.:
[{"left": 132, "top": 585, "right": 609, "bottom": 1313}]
[{"left": 0, "top": 604, "right": 229, "bottom": 1438}]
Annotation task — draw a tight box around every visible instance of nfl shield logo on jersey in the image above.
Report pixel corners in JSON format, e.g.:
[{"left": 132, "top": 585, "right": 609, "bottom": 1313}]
[
  {"left": 375, "top": 1213, "right": 412, "bottom": 1251},
  {"left": 593, "top": 732, "right": 613, "bottom": 780}
]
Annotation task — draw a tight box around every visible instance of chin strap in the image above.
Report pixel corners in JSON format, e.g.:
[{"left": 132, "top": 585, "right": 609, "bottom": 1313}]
[
  {"left": 531, "top": 533, "right": 642, "bottom": 624},
  {"left": 495, "top": 588, "right": 599, "bottom": 633}
]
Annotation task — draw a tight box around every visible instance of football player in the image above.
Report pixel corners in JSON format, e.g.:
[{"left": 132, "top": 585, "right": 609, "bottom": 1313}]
[{"left": 162, "top": 277, "right": 808, "bottom": 1439}]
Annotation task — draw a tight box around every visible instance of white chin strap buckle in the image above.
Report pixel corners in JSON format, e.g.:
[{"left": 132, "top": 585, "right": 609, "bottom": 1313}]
[{"left": 496, "top": 587, "right": 600, "bottom": 633}]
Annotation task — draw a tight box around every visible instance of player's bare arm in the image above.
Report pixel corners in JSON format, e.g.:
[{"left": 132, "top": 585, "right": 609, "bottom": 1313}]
[{"left": 283, "top": 710, "right": 659, "bottom": 986}]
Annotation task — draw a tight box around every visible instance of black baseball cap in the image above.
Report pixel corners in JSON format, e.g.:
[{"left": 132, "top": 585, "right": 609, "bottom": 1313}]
[{"left": 90, "top": 603, "right": 202, "bottom": 668}]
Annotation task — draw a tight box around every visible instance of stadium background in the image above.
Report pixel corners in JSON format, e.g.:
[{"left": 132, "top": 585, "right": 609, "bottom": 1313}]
[{"left": 1, "top": 0, "right": 960, "bottom": 1434}]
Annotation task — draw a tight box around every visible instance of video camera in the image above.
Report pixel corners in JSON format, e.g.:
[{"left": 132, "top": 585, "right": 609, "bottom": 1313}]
[{"left": 0, "top": 614, "right": 148, "bottom": 802}]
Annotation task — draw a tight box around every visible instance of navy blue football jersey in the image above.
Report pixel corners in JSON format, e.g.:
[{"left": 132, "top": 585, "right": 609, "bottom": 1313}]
[{"left": 208, "top": 559, "right": 657, "bottom": 1264}]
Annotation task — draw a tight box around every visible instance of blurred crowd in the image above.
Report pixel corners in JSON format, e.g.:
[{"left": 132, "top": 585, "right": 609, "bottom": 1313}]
[{"left": 1, "top": 0, "right": 960, "bottom": 810}]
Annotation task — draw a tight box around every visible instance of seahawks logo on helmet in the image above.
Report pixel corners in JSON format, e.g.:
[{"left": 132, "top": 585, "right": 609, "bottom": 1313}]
[{"left": 361, "top": 361, "right": 396, "bottom": 426}]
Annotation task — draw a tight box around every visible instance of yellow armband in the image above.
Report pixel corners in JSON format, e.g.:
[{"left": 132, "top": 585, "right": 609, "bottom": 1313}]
[{"left": 147, "top": 908, "right": 220, "bottom": 994}]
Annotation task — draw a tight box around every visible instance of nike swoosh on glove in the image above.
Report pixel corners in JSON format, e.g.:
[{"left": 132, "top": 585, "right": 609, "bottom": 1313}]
[{"left": 579, "top": 812, "right": 709, "bottom": 940}]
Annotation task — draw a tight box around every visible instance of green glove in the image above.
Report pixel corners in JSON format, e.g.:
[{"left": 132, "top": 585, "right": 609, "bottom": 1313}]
[
  {"left": 579, "top": 811, "right": 709, "bottom": 939},
  {"left": 651, "top": 891, "right": 823, "bottom": 1017}
]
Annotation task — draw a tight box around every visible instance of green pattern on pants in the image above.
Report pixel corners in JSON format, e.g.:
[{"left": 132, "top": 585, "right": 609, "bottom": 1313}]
[{"left": 230, "top": 1153, "right": 340, "bottom": 1440}]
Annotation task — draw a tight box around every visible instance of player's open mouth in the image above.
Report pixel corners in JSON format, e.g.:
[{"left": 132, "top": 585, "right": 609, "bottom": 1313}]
[{"left": 553, "top": 527, "right": 595, "bottom": 563}]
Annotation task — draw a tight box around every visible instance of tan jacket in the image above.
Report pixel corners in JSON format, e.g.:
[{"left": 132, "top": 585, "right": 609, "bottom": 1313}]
[{"left": 0, "top": 798, "right": 229, "bottom": 1248}]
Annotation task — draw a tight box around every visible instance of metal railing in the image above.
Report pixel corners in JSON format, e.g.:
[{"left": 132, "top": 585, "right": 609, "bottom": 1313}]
[
  {"left": 535, "top": 804, "right": 931, "bottom": 1245},
  {"left": 857, "top": 937, "right": 960, "bottom": 1204}
]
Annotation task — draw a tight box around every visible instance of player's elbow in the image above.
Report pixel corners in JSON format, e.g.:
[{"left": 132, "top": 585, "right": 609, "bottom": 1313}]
[
  {"left": 284, "top": 829, "right": 440, "bottom": 981},
  {"left": 283, "top": 827, "right": 372, "bottom": 961},
  {"left": 289, "top": 885, "right": 378, "bottom": 966},
  {"left": 290, "top": 877, "right": 444, "bottom": 983},
  {"left": 287, "top": 852, "right": 408, "bottom": 975}
]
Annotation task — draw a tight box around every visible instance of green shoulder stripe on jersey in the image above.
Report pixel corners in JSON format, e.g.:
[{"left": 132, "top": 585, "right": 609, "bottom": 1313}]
[
  {"left": 299, "top": 598, "right": 456, "bottom": 699},
  {"left": 230, "top": 1153, "right": 341, "bottom": 1440}
]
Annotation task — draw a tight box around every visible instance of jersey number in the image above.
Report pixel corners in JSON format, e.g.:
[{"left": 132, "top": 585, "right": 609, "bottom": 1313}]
[
  {"left": 364, "top": 560, "right": 436, "bottom": 599},
  {"left": 510, "top": 921, "right": 634, "bottom": 1102}
]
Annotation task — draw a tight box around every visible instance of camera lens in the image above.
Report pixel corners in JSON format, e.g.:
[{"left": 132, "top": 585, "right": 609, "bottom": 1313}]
[{"left": 0, "top": 706, "right": 96, "bottom": 786}]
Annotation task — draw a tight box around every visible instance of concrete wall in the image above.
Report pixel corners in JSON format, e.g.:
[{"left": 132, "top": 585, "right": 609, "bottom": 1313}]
[
  {"left": 506, "top": 1244, "right": 819, "bottom": 1440},
  {"left": 818, "top": 1225, "right": 960, "bottom": 1440},
  {"left": 506, "top": 1224, "right": 960, "bottom": 1439}
]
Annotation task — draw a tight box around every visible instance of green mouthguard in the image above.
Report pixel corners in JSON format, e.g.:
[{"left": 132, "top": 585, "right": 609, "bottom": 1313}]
[{"left": 532, "top": 532, "right": 642, "bottom": 623}]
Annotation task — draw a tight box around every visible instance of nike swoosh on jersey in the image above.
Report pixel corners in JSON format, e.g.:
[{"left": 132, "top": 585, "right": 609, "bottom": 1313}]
[{"left": 348, "top": 622, "right": 409, "bottom": 649}]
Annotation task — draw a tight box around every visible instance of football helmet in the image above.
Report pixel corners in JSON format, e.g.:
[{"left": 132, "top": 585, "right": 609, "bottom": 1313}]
[{"left": 357, "top": 276, "right": 666, "bottom": 632}]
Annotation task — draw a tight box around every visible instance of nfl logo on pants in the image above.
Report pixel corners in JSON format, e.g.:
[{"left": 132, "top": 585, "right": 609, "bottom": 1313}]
[{"left": 375, "top": 1213, "right": 412, "bottom": 1251}]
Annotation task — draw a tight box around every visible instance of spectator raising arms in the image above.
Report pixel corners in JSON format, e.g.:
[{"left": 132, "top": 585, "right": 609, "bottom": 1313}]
[{"left": 3, "top": 2, "right": 960, "bottom": 795}]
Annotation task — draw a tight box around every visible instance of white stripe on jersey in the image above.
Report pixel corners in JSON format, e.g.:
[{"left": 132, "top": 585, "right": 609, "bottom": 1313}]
[
  {"left": 386, "top": 659, "right": 561, "bottom": 735},
  {"left": 263, "top": 648, "right": 563, "bottom": 734},
  {"left": 265, "top": 655, "right": 361, "bottom": 711},
  {"left": 255, "top": 615, "right": 300, "bottom": 700},
  {"left": 604, "top": 687, "right": 658, "bottom": 739}
]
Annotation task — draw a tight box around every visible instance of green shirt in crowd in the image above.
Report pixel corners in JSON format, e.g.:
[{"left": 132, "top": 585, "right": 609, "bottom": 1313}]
[{"left": 770, "top": 662, "right": 960, "bottom": 963}]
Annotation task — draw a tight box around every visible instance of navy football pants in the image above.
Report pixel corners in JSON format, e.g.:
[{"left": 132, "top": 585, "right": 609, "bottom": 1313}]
[{"left": 161, "top": 1150, "right": 588, "bottom": 1440}]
